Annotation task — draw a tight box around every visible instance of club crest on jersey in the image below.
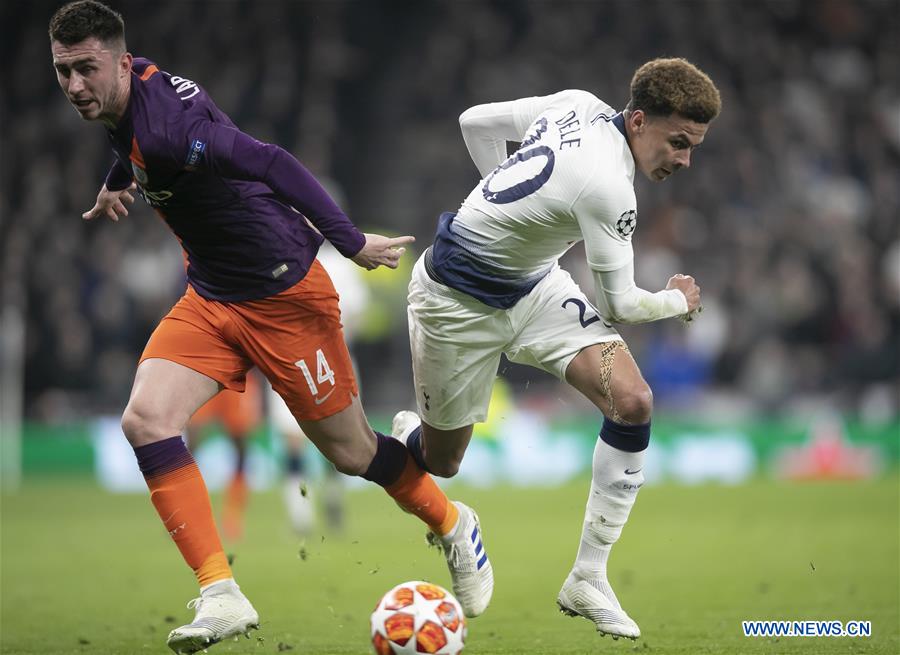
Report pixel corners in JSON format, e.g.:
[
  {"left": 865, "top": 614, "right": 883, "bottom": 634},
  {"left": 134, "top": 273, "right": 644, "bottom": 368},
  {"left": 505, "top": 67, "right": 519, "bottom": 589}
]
[
  {"left": 131, "top": 161, "right": 149, "bottom": 186},
  {"left": 616, "top": 210, "right": 637, "bottom": 238}
]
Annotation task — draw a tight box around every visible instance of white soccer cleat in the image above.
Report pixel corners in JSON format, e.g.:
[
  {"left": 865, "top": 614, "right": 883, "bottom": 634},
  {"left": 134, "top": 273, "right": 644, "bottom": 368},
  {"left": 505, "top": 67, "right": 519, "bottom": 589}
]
[
  {"left": 166, "top": 580, "right": 259, "bottom": 654},
  {"left": 428, "top": 501, "right": 494, "bottom": 618},
  {"left": 283, "top": 476, "right": 315, "bottom": 535},
  {"left": 391, "top": 413, "right": 494, "bottom": 616},
  {"left": 557, "top": 572, "right": 640, "bottom": 639},
  {"left": 390, "top": 410, "right": 421, "bottom": 445}
]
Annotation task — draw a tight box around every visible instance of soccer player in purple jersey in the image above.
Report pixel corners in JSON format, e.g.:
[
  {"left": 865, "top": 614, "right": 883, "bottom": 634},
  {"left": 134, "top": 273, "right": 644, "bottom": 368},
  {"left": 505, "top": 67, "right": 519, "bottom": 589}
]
[{"left": 49, "top": 2, "right": 492, "bottom": 652}]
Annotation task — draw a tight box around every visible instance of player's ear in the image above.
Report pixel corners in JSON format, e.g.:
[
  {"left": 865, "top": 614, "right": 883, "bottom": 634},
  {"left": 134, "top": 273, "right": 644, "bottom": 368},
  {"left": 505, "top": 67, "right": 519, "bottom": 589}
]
[
  {"left": 118, "top": 51, "right": 133, "bottom": 77},
  {"left": 629, "top": 109, "right": 646, "bottom": 134}
]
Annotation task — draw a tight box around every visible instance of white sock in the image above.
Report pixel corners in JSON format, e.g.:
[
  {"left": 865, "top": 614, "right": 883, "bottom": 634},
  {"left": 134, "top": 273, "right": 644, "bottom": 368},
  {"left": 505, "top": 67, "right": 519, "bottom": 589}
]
[
  {"left": 200, "top": 578, "right": 238, "bottom": 596},
  {"left": 439, "top": 501, "right": 464, "bottom": 543},
  {"left": 572, "top": 437, "right": 646, "bottom": 603}
]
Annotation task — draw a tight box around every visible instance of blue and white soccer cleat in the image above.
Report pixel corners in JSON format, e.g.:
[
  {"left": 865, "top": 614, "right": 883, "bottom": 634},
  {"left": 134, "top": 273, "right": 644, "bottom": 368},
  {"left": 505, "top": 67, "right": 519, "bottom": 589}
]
[
  {"left": 166, "top": 580, "right": 259, "bottom": 654},
  {"left": 557, "top": 571, "right": 640, "bottom": 639},
  {"left": 391, "top": 413, "right": 494, "bottom": 617},
  {"left": 428, "top": 501, "right": 494, "bottom": 618}
]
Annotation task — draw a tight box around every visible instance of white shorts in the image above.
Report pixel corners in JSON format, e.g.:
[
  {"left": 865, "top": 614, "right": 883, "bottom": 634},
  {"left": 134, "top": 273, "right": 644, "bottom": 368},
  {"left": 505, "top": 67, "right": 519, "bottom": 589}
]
[{"left": 407, "top": 254, "right": 620, "bottom": 430}]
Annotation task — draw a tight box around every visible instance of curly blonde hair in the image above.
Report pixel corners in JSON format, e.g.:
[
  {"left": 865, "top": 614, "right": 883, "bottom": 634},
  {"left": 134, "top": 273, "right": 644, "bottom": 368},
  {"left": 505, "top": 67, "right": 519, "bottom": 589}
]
[{"left": 626, "top": 58, "right": 721, "bottom": 123}]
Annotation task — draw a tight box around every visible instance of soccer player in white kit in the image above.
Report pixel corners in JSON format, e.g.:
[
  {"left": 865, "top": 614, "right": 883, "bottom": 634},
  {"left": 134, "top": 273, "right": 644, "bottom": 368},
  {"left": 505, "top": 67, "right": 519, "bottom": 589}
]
[{"left": 393, "top": 58, "right": 721, "bottom": 638}]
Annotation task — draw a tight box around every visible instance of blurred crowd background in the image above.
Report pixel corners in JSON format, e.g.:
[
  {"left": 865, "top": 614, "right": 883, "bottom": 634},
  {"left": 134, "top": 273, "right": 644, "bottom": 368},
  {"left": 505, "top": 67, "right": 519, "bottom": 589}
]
[{"left": 2, "top": 0, "right": 898, "bottom": 424}]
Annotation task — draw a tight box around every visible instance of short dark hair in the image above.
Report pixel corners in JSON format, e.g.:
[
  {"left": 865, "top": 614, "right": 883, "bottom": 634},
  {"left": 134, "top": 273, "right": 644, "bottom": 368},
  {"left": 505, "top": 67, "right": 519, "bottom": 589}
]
[
  {"left": 49, "top": 0, "right": 125, "bottom": 50},
  {"left": 626, "top": 58, "right": 721, "bottom": 124}
]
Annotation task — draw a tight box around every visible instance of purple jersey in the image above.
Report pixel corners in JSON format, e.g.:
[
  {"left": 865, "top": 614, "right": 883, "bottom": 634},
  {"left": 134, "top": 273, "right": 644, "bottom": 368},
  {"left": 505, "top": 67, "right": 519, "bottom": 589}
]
[{"left": 103, "top": 58, "right": 365, "bottom": 301}]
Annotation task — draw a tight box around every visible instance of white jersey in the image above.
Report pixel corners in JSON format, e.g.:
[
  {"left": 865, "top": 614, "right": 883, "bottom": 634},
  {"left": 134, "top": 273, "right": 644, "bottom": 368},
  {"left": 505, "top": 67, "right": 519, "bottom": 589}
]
[
  {"left": 407, "top": 90, "right": 691, "bottom": 429},
  {"left": 429, "top": 90, "right": 638, "bottom": 309}
]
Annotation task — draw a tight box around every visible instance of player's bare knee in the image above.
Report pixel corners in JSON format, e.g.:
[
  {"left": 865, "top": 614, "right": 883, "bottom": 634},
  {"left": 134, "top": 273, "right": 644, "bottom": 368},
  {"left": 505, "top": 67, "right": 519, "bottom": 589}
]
[
  {"left": 615, "top": 385, "right": 653, "bottom": 424},
  {"left": 426, "top": 456, "right": 463, "bottom": 479},
  {"left": 121, "top": 404, "right": 170, "bottom": 446},
  {"left": 331, "top": 450, "right": 369, "bottom": 477},
  {"left": 335, "top": 461, "right": 366, "bottom": 476},
  {"left": 120, "top": 410, "right": 140, "bottom": 445}
]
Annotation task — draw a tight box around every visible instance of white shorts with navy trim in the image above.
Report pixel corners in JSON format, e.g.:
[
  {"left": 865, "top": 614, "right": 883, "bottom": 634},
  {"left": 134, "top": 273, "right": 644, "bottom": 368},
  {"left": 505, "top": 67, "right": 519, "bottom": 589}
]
[{"left": 407, "top": 253, "right": 620, "bottom": 430}]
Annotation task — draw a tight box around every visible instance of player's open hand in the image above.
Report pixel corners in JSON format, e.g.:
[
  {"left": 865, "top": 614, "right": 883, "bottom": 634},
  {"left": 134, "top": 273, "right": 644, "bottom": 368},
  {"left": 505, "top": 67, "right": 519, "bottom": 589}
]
[
  {"left": 666, "top": 273, "right": 702, "bottom": 318},
  {"left": 82, "top": 182, "right": 137, "bottom": 222},
  {"left": 351, "top": 233, "right": 415, "bottom": 270}
]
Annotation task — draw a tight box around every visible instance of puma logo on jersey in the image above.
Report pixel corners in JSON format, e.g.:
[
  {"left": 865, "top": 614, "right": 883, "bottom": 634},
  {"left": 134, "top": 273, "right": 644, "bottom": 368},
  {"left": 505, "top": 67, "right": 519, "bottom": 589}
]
[{"left": 141, "top": 188, "right": 174, "bottom": 207}]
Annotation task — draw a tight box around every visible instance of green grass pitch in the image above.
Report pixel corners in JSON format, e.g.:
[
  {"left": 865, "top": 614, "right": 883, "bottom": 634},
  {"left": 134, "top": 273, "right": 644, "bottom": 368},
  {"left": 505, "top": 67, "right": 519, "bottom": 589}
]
[{"left": 2, "top": 475, "right": 898, "bottom": 654}]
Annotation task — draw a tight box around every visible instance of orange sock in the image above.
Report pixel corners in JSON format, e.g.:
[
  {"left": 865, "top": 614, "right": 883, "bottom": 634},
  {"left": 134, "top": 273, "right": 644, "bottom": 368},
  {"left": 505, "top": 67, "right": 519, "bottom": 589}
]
[
  {"left": 136, "top": 437, "right": 232, "bottom": 587},
  {"left": 386, "top": 456, "right": 459, "bottom": 535}
]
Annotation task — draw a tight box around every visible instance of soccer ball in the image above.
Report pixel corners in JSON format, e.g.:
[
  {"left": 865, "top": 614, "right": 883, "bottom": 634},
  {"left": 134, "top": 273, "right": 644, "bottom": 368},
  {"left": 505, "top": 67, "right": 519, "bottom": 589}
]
[{"left": 370, "top": 581, "right": 467, "bottom": 654}]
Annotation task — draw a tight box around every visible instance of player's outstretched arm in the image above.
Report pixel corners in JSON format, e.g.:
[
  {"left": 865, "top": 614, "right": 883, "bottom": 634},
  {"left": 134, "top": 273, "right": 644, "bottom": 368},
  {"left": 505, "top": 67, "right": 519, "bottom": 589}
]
[
  {"left": 350, "top": 234, "right": 415, "bottom": 271},
  {"left": 82, "top": 182, "right": 136, "bottom": 222},
  {"left": 592, "top": 261, "right": 698, "bottom": 324},
  {"left": 190, "top": 122, "right": 367, "bottom": 258}
]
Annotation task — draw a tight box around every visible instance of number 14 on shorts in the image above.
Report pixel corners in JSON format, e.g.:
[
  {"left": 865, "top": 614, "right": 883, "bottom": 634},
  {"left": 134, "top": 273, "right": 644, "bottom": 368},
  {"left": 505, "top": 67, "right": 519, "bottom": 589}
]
[{"left": 294, "top": 349, "right": 336, "bottom": 397}]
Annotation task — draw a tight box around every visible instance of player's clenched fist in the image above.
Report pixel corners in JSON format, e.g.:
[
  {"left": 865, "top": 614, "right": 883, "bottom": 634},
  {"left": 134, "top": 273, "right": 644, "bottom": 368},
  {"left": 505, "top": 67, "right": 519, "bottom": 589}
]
[
  {"left": 82, "top": 182, "right": 137, "bottom": 222},
  {"left": 351, "top": 233, "right": 415, "bottom": 270},
  {"left": 666, "top": 274, "right": 701, "bottom": 313}
]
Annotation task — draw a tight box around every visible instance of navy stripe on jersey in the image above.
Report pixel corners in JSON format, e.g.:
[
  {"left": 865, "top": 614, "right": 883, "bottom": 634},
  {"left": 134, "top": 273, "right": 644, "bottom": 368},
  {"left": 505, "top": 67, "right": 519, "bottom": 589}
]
[
  {"left": 426, "top": 212, "right": 552, "bottom": 309},
  {"left": 591, "top": 110, "right": 627, "bottom": 139},
  {"left": 612, "top": 112, "right": 627, "bottom": 137}
]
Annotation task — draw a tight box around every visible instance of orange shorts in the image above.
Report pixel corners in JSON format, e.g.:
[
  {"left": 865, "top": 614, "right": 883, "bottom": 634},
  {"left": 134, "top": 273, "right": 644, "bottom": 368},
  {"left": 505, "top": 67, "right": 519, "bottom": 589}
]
[
  {"left": 141, "top": 259, "right": 358, "bottom": 421},
  {"left": 190, "top": 372, "right": 263, "bottom": 436}
]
